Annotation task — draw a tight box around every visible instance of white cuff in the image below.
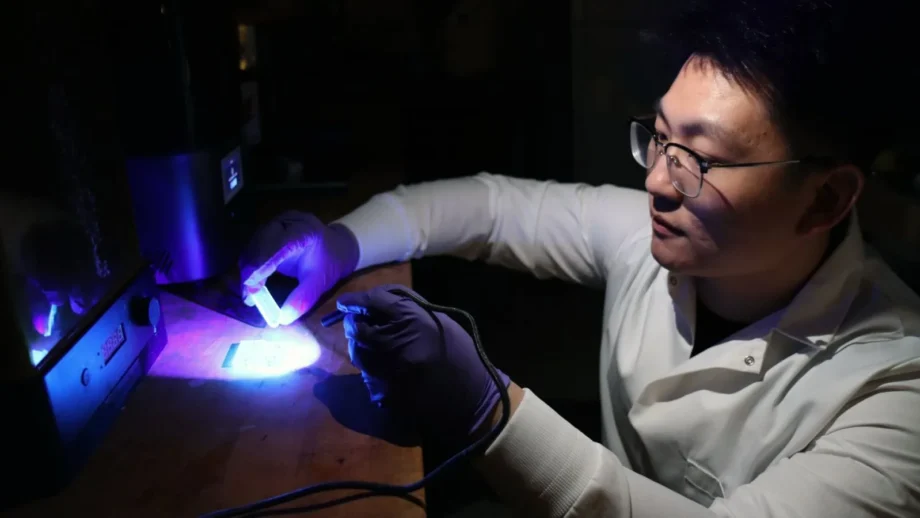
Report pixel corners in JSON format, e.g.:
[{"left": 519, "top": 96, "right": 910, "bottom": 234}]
[
  {"left": 333, "top": 191, "right": 416, "bottom": 270},
  {"left": 479, "top": 389, "right": 600, "bottom": 517}
]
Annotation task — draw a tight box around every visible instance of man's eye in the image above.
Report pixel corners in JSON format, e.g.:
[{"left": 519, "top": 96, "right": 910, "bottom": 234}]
[{"left": 654, "top": 131, "right": 668, "bottom": 142}]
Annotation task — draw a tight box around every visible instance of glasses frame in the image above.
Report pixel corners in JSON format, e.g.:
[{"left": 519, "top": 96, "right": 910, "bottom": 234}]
[{"left": 629, "top": 115, "right": 824, "bottom": 198}]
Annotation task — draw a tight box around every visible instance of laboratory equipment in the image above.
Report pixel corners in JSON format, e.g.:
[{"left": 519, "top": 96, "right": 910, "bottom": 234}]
[
  {"left": 118, "top": 0, "right": 248, "bottom": 286},
  {"left": 1, "top": 0, "right": 168, "bottom": 508}
]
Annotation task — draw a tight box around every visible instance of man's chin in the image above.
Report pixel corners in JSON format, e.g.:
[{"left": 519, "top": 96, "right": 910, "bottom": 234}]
[{"left": 650, "top": 238, "right": 692, "bottom": 273}]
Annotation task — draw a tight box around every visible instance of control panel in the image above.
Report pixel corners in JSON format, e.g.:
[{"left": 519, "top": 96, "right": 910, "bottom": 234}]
[{"left": 43, "top": 269, "right": 164, "bottom": 446}]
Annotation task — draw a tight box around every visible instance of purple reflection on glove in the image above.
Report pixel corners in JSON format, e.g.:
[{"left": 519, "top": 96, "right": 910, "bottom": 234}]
[
  {"left": 239, "top": 211, "right": 359, "bottom": 326},
  {"left": 337, "top": 284, "right": 510, "bottom": 446}
]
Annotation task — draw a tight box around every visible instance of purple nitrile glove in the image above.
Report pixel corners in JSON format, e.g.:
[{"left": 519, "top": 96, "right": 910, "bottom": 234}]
[
  {"left": 239, "top": 211, "right": 359, "bottom": 326},
  {"left": 337, "top": 284, "right": 510, "bottom": 447}
]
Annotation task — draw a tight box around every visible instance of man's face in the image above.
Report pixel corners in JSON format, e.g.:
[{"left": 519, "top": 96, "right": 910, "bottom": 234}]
[{"left": 646, "top": 56, "right": 819, "bottom": 278}]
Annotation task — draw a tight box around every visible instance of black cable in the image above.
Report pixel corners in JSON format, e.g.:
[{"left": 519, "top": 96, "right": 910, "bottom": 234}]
[
  {"left": 199, "top": 287, "right": 511, "bottom": 518},
  {"left": 243, "top": 491, "right": 425, "bottom": 517}
]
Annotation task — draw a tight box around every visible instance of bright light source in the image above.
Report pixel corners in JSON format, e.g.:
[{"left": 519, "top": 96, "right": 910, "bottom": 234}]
[
  {"left": 30, "top": 348, "right": 48, "bottom": 367},
  {"left": 222, "top": 337, "right": 321, "bottom": 379},
  {"left": 149, "top": 322, "right": 325, "bottom": 381},
  {"left": 44, "top": 304, "right": 58, "bottom": 337}
]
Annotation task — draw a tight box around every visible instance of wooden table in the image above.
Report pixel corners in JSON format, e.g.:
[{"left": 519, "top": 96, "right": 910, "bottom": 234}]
[{"left": 13, "top": 262, "right": 424, "bottom": 518}]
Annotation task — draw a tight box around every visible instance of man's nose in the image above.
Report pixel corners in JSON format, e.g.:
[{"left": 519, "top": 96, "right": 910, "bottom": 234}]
[{"left": 644, "top": 155, "right": 683, "bottom": 204}]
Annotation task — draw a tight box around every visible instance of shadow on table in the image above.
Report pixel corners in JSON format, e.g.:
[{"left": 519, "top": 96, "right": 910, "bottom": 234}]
[{"left": 312, "top": 371, "right": 421, "bottom": 448}]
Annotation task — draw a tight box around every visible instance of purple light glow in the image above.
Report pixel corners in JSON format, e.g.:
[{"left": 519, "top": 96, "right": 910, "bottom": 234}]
[
  {"left": 31, "top": 303, "right": 58, "bottom": 339},
  {"left": 32, "top": 308, "right": 50, "bottom": 337}
]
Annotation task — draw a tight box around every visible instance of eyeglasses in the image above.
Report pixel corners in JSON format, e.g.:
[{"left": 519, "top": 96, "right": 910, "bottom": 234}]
[{"left": 629, "top": 115, "right": 811, "bottom": 198}]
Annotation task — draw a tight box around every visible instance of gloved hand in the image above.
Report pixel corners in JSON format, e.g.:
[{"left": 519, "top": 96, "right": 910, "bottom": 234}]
[
  {"left": 239, "top": 211, "right": 359, "bottom": 326},
  {"left": 337, "top": 284, "right": 510, "bottom": 448}
]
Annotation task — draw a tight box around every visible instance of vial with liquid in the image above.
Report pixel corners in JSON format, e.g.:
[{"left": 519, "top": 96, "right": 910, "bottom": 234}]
[{"left": 250, "top": 286, "right": 282, "bottom": 328}]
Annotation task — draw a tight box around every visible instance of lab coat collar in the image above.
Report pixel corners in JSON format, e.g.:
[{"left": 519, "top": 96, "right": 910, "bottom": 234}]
[
  {"left": 669, "top": 213, "right": 865, "bottom": 350},
  {"left": 774, "top": 214, "right": 864, "bottom": 348}
]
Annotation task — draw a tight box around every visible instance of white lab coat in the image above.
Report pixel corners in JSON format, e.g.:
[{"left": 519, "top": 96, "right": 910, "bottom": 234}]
[{"left": 335, "top": 173, "right": 920, "bottom": 517}]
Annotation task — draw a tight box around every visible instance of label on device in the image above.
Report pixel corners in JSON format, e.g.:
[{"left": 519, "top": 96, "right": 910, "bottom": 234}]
[{"left": 221, "top": 146, "right": 244, "bottom": 204}]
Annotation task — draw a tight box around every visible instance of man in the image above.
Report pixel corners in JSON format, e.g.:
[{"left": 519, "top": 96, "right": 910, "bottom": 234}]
[{"left": 240, "top": 0, "right": 920, "bottom": 516}]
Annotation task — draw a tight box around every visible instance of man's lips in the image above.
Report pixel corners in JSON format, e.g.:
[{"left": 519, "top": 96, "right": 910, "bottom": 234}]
[{"left": 652, "top": 215, "right": 684, "bottom": 236}]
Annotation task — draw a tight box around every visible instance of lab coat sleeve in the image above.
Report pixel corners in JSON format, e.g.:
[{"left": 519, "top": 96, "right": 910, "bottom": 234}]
[
  {"left": 333, "top": 173, "right": 649, "bottom": 286},
  {"left": 479, "top": 380, "right": 920, "bottom": 518}
]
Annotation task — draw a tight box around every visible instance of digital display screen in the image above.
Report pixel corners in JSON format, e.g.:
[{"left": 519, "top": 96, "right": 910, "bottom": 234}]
[
  {"left": 221, "top": 147, "right": 244, "bottom": 204},
  {"left": 101, "top": 322, "right": 127, "bottom": 365}
]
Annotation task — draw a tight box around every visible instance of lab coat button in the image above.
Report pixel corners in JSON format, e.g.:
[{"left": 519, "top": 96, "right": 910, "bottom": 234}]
[{"left": 744, "top": 355, "right": 756, "bottom": 366}]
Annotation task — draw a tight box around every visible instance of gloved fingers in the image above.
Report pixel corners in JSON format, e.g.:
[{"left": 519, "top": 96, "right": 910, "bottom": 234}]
[
  {"left": 336, "top": 292, "right": 371, "bottom": 316},
  {"left": 346, "top": 328, "right": 409, "bottom": 374},
  {"left": 342, "top": 311, "right": 408, "bottom": 346},
  {"left": 347, "top": 333, "right": 376, "bottom": 371},
  {"left": 240, "top": 251, "right": 301, "bottom": 306},
  {"left": 278, "top": 279, "right": 324, "bottom": 326},
  {"left": 238, "top": 211, "right": 321, "bottom": 296},
  {"left": 239, "top": 230, "right": 284, "bottom": 287},
  {"left": 342, "top": 312, "right": 380, "bottom": 342},
  {"left": 240, "top": 245, "right": 295, "bottom": 293},
  {"left": 360, "top": 372, "right": 389, "bottom": 405},
  {"left": 336, "top": 289, "right": 403, "bottom": 319},
  {"left": 336, "top": 284, "right": 427, "bottom": 317}
]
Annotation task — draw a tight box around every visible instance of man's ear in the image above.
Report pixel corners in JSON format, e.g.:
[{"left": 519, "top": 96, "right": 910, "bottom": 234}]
[{"left": 797, "top": 164, "right": 864, "bottom": 235}]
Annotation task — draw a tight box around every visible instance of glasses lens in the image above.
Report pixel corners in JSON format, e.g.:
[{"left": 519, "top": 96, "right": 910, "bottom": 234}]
[
  {"left": 629, "top": 121, "right": 658, "bottom": 169},
  {"left": 665, "top": 146, "right": 703, "bottom": 197}
]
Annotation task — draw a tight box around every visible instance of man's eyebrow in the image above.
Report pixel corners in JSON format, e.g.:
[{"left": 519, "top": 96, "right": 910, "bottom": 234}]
[
  {"left": 652, "top": 98, "right": 749, "bottom": 158},
  {"left": 654, "top": 98, "right": 668, "bottom": 127}
]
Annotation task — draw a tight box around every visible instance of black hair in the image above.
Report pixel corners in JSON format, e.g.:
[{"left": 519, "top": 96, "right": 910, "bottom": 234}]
[{"left": 662, "top": 0, "right": 916, "bottom": 173}]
